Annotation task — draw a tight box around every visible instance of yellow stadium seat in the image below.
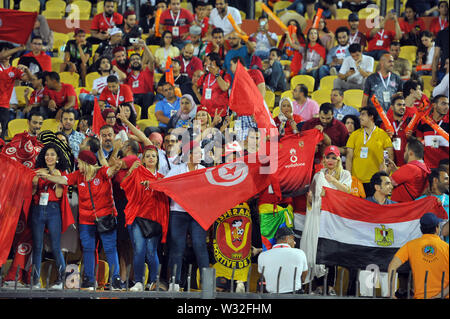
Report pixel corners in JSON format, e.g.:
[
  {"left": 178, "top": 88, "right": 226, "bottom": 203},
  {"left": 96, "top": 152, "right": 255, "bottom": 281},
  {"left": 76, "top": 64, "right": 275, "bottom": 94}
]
[
  {"left": 336, "top": 8, "right": 352, "bottom": 19},
  {"left": 180, "top": 2, "right": 193, "bottom": 11},
  {"left": 45, "top": 0, "right": 67, "bottom": 13},
  {"left": 311, "top": 89, "right": 332, "bottom": 105},
  {"left": 137, "top": 118, "right": 159, "bottom": 131},
  {"left": 14, "top": 86, "right": 34, "bottom": 106},
  {"left": 272, "top": 106, "right": 280, "bottom": 118},
  {"left": 399, "top": 45, "right": 417, "bottom": 64},
  {"left": 273, "top": 1, "right": 292, "bottom": 15},
  {"left": 42, "top": 10, "right": 64, "bottom": 19},
  {"left": 19, "top": 0, "right": 40, "bottom": 12},
  {"left": 343, "top": 89, "right": 364, "bottom": 109},
  {"left": 264, "top": 90, "right": 276, "bottom": 111},
  {"left": 373, "top": 60, "right": 379, "bottom": 73},
  {"left": 85, "top": 72, "right": 101, "bottom": 90},
  {"left": 51, "top": 57, "right": 64, "bottom": 72},
  {"left": 280, "top": 90, "right": 293, "bottom": 100},
  {"left": 41, "top": 119, "right": 60, "bottom": 133},
  {"left": 290, "top": 75, "right": 315, "bottom": 94},
  {"left": 240, "top": 10, "right": 246, "bottom": 20},
  {"left": 319, "top": 75, "right": 337, "bottom": 91},
  {"left": 280, "top": 60, "right": 291, "bottom": 67},
  {"left": 59, "top": 72, "right": 80, "bottom": 88},
  {"left": 147, "top": 103, "right": 156, "bottom": 119},
  {"left": 12, "top": 57, "right": 19, "bottom": 67},
  {"left": 421, "top": 75, "right": 433, "bottom": 93},
  {"left": 134, "top": 104, "right": 142, "bottom": 121},
  {"left": 53, "top": 32, "right": 70, "bottom": 51},
  {"left": 7, "top": 119, "right": 29, "bottom": 140}
]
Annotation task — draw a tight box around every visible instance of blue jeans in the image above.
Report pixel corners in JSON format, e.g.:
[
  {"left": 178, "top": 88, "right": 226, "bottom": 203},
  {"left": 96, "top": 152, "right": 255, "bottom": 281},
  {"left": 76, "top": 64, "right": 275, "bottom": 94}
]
[
  {"left": 167, "top": 211, "right": 209, "bottom": 284},
  {"left": 284, "top": 0, "right": 305, "bottom": 14},
  {"left": 31, "top": 202, "right": 65, "bottom": 283},
  {"left": 128, "top": 220, "right": 160, "bottom": 283},
  {"left": 78, "top": 224, "right": 120, "bottom": 283}
]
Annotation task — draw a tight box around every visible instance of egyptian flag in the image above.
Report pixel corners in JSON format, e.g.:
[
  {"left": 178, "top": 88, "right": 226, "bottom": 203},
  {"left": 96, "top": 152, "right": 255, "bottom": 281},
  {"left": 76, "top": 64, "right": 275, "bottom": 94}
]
[
  {"left": 0, "top": 153, "right": 35, "bottom": 265},
  {"left": 0, "top": 9, "right": 37, "bottom": 45},
  {"left": 148, "top": 157, "right": 279, "bottom": 230},
  {"left": 229, "top": 60, "right": 278, "bottom": 138},
  {"left": 316, "top": 187, "right": 448, "bottom": 271}
]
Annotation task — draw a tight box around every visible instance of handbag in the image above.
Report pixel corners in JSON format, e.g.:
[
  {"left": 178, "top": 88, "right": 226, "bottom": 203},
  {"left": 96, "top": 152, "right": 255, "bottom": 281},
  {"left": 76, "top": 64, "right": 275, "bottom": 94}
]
[
  {"left": 135, "top": 217, "right": 162, "bottom": 238},
  {"left": 87, "top": 181, "right": 117, "bottom": 233}
]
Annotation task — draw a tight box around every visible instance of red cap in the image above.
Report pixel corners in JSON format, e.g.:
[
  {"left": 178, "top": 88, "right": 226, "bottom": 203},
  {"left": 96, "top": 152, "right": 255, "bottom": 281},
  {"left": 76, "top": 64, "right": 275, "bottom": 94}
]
[
  {"left": 197, "top": 105, "right": 208, "bottom": 113},
  {"left": 324, "top": 145, "right": 340, "bottom": 157},
  {"left": 78, "top": 150, "right": 98, "bottom": 165}
]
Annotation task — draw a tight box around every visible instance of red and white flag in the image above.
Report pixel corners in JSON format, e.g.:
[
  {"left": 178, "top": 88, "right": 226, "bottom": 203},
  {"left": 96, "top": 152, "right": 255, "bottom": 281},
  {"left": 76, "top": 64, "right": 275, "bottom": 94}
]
[
  {"left": 0, "top": 9, "right": 37, "bottom": 45},
  {"left": 149, "top": 157, "right": 278, "bottom": 230}
]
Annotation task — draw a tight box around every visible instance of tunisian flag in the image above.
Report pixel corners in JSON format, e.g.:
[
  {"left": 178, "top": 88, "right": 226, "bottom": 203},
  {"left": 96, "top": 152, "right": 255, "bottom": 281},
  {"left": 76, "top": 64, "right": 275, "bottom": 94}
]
[
  {"left": 316, "top": 187, "right": 448, "bottom": 271},
  {"left": 0, "top": 9, "right": 37, "bottom": 45},
  {"left": 0, "top": 154, "right": 35, "bottom": 266},
  {"left": 149, "top": 157, "right": 278, "bottom": 230},
  {"left": 229, "top": 61, "right": 278, "bottom": 135}
]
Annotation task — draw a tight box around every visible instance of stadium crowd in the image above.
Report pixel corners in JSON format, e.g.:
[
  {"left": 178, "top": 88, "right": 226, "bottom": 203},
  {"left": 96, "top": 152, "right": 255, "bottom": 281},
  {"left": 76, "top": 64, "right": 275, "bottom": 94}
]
[{"left": 0, "top": 0, "right": 448, "bottom": 298}]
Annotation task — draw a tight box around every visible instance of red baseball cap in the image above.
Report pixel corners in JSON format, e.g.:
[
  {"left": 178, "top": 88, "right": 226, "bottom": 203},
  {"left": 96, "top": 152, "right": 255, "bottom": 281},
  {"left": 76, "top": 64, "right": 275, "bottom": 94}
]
[{"left": 324, "top": 145, "right": 340, "bottom": 157}]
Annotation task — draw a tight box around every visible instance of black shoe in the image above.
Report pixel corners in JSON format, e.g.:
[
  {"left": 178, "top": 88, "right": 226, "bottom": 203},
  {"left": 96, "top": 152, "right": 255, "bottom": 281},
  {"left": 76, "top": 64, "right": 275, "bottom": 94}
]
[
  {"left": 81, "top": 280, "right": 95, "bottom": 291},
  {"left": 111, "top": 276, "right": 123, "bottom": 291}
]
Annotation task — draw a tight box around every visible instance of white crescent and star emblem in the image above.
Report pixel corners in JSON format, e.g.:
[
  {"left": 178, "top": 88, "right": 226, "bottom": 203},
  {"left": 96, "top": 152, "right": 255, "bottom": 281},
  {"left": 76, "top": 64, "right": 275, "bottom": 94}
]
[{"left": 205, "top": 161, "right": 248, "bottom": 187}]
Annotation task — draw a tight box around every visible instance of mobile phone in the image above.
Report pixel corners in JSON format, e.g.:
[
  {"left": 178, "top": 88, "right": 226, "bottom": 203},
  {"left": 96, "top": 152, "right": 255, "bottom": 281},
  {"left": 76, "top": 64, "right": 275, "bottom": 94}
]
[
  {"left": 130, "top": 38, "right": 139, "bottom": 44},
  {"left": 383, "top": 150, "right": 390, "bottom": 165},
  {"left": 350, "top": 67, "right": 355, "bottom": 71}
]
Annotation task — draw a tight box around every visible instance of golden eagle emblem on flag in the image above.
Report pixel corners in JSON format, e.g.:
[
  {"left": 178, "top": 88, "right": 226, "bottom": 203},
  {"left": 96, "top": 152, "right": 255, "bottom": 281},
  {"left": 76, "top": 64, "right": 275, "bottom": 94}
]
[{"left": 375, "top": 225, "right": 394, "bottom": 247}]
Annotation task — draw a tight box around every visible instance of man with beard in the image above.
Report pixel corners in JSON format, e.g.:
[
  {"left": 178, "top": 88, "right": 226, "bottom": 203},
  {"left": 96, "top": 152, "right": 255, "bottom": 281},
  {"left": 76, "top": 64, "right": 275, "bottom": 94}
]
[
  {"left": 155, "top": 83, "right": 181, "bottom": 130},
  {"left": 125, "top": 42, "right": 155, "bottom": 119},
  {"left": 112, "top": 46, "right": 132, "bottom": 75},
  {"left": 380, "top": 94, "right": 412, "bottom": 166},
  {"left": 383, "top": 138, "right": 431, "bottom": 202},
  {"left": 60, "top": 108, "right": 85, "bottom": 158},
  {"left": 42, "top": 72, "right": 78, "bottom": 121},
  {"left": 366, "top": 171, "right": 396, "bottom": 205},
  {"left": 89, "top": 0, "right": 124, "bottom": 45},
  {"left": 205, "top": 28, "right": 229, "bottom": 64},
  {"left": 224, "top": 32, "right": 256, "bottom": 75},
  {"left": 93, "top": 28, "right": 124, "bottom": 63},
  {"left": 121, "top": 10, "right": 138, "bottom": 39},
  {"left": 326, "top": 26, "right": 350, "bottom": 75},
  {"left": 362, "top": 53, "right": 403, "bottom": 113},
  {"left": 99, "top": 75, "right": 134, "bottom": 111},
  {"left": 175, "top": 43, "right": 203, "bottom": 79},
  {"left": 347, "top": 13, "right": 367, "bottom": 50},
  {"left": 208, "top": 0, "right": 242, "bottom": 37}
]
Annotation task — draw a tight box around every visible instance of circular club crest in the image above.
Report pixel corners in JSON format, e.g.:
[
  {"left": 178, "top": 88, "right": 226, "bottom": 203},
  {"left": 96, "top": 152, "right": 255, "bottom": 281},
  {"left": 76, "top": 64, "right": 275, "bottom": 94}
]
[
  {"left": 93, "top": 178, "right": 100, "bottom": 186},
  {"left": 205, "top": 162, "right": 248, "bottom": 187},
  {"left": 17, "top": 243, "right": 32, "bottom": 256}
]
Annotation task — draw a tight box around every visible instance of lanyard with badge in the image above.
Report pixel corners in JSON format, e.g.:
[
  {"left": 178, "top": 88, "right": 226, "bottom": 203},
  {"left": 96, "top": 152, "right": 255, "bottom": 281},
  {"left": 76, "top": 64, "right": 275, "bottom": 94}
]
[
  {"left": 360, "top": 126, "right": 376, "bottom": 158},
  {"left": 379, "top": 72, "right": 391, "bottom": 104},
  {"left": 376, "top": 30, "right": 385, "bottom": 47},
  {"left": 431, "top": 120, "right": 444, "bottom": 148},
  {"left": 439, "top": 17, "right": 447, "bottom": 31},
  {"left": 39, "top": 185, "right": 49, "bottom": 206},
  {"left": 392, "top": 119, "right": 404, "bottom": 151},
  {"left": 103, "top": 13, "right": 115, "bottom": 32},
  {"left": 130, "top": 72, "right": 140, "bottom": 89},
  {"left": 171, "top": 10, "right": 181, "bottom": 37},
  {"left": 205, "top": 73, "right": 216, "bottom": 100},
  {"left": 350, "top": 32, "right": 359, "bottom": 44},
  {"left": 111, "top": 86, "right": 121, "bottom": 106}
]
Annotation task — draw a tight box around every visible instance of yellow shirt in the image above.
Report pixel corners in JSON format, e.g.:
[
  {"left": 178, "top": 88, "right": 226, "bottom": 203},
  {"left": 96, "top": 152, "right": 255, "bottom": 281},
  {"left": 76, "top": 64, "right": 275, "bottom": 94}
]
[
  {"left": 346, "top": 126, "right": 393, "bottom": 183},
  {"left": 395, "top": 234, "right": 449, "bottom": 299}
]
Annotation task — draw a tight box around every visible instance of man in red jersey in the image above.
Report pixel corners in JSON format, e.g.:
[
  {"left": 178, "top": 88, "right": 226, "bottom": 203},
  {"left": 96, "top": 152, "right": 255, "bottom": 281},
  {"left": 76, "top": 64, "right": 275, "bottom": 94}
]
[
  {"left": 42, "top": 72, "right": 78, "bottom": 120},
  {"left": 89, "top": 0, "right": 124, "bottom": 45}
]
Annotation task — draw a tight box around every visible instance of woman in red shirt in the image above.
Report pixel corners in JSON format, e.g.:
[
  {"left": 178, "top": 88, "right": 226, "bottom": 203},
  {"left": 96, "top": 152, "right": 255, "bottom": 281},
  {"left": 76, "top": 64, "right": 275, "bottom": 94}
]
[
  {"left": 399, "top": 4, "right": 426, "bottom": 46},
  {"left": 121, "top": 145, "right": 169, "bottom": 291},
  {"left": 37, "top": 150, "right": 122, "bottom": 290},
  {"left": 274, "top": 97, "right": 303, "bottom": 137},
  {"left": 31, "top": 143, "right": 69, "bottom": 289}
]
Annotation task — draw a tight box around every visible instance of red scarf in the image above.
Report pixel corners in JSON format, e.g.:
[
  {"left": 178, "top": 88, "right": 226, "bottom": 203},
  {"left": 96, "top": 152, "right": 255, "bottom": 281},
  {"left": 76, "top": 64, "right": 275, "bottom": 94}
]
[{"left": 121, "top": 165, "right": 170, "bottom": 242}]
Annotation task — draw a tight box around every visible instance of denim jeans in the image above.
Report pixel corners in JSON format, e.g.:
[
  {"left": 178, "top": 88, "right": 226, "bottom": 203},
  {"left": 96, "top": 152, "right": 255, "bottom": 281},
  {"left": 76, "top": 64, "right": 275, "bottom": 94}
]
[
  {"left": 78, "top": 224, "right": 120, "bottom": 283},
  {"left": 128, "top": 220, "right": 160, "bottom": 284},
  {"left": 285, "top": 0, "right": 305, "bottom": 14},
  {"left": 31, "top": 202, "right": 66, "bottom": 283},
  {"left": 167, "top": 211, "right": 209, "bottom": 284}
]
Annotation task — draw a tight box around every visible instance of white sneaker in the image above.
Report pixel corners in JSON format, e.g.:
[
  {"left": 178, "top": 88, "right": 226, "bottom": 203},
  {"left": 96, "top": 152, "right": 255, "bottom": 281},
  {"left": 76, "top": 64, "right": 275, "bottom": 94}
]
[
  {"left": 168, "top": 283, "right": 180, "bottom": 292},
  {"left": 235, "top": 281, "right": 245, "bottom": 293},
  {"left": 50, "top": 282, "right": 63, "bottom": 290},
  {"left": 32, "top": 283, "right": 41, "bottom": 289},
  {"left": 130, "top": 282, "right": 144, "bottom": 292}
]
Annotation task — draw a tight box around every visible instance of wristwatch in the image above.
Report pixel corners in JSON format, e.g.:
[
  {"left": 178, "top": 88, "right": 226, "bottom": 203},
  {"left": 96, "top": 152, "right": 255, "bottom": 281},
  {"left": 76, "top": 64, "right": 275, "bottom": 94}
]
[{"left": 215, "top": 73, "right": 220, "bottom": 78}]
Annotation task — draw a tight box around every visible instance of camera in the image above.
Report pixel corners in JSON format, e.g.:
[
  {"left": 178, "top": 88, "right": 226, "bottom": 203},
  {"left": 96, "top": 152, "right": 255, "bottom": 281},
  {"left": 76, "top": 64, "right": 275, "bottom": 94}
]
[{"left": 130, "top": 38, "right": 139, "bottom": 44}]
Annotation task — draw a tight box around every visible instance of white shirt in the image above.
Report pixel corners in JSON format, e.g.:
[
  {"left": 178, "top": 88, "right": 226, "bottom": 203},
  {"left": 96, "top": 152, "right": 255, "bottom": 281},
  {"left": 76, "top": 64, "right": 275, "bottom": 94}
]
[
  {"left": 252, "top": 31, "right": 278, "bottom": 52},
  {"left": 208, "top": 6, "right": 242, "bottom": 36},
  {"left": 339, "top": 54, "right": 374, "bottom": 85},
  {"left": 258, "top": 244, "right": 308, "bottom": 293},
  {"left": 432, "top": 73, "right": 449, "bottom": 98},
  {"left": 165, "top": 162, "right": 205, "bottom": 212}
]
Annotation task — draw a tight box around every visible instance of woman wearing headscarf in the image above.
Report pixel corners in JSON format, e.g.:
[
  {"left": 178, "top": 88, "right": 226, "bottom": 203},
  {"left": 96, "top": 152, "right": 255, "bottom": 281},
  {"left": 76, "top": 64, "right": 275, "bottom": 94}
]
[
  {"left": 167, "top": 94, "right": 197, "bottom": 130},
  {"left": 274, "top": 97, "right": 303, "bottom": 137}
]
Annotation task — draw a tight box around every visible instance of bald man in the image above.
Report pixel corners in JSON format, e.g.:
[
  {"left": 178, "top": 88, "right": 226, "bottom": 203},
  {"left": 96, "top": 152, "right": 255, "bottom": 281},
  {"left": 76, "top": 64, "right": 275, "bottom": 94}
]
[
  {"left": 362, "top": 53, "right": 403, "bottom": 112},
  {"left": 176, "top": 43, "right": 204, "bottom": 79}
]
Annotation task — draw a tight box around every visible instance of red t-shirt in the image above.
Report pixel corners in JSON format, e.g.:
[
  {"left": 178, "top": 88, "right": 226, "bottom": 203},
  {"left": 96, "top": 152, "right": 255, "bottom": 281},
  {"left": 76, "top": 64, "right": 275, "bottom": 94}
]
[
  {"left": 0, "top": 65, "right": 23, "bottom": 108},
  {"left": 390, "top": 160, "right": 430, "bottom": 202},
  {"left": 197, "top": 71, "right": 231, "bottom": 117},
  {"left": 112, "top": 155, "right": 140, "bottom": 201},
  {"left": 23, "top": 51, "right": 52, "bottom": 72},
  {"left": 64, "top": 166, "right": 117, "bottom": 225},
  {"left": 248, "top": 68, "right": 265, "bottom": 86},
  {"left": 160, "top": 9, "right": 194, "bottom": 39},
  {"left": 33, "top": 178, "right": 62, "bottom": 205},
  {"left": 430, "top": 17, "right": 449, "bottom": 36},
  {"left": 382, "top": 109, "right": 412, "bottom": 167},
  {"left": 399, "top": 18, "right": 426, "bottom": 35},
  {"left": 274, "top": 114, "right": 303, "bottom": 136},
  {"left": 125, "top": 67, "right": 154, "bottom": 94},
  {"left": 99, "top": 83, "right": 134, "bottom": 108},
  {"left": 366, "top": 29, "right": 396, "bottom": 52},
  {"left": 205, "top": 40, "right": 231, "bottom": 61},
  {"left": 43, "top": 83, "right": 79, "bottom": 110},
  {"left": 111, "top": 59, "right": 132, "bottom": 75},
  {"left": 91, "top": 12, "right": 124, "bottom": 33},
  {"left": 28, "top": 87, "right": 44, "bottom": 106},
  {"left": 175, "top": 55, "right": 203, "bottom": 79}
]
